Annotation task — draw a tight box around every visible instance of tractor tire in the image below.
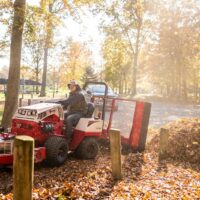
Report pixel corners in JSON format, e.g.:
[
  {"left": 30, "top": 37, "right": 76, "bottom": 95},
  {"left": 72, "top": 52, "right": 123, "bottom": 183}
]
[
  {"left": 75, "top": 137, "right": 99, "bottom": 159},
  {"left": 45, "top": 136, "right": 68, "bottom": 167}
]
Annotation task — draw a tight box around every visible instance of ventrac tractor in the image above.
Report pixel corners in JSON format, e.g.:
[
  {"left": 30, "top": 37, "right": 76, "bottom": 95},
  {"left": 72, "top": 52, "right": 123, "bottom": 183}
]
[{"left": 0, "top": 82, "right": 151, "bottom": 167}]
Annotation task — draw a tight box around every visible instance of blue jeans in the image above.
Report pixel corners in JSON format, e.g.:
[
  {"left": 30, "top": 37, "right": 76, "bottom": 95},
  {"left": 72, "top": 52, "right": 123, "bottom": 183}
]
[{"left": 65, "top": 113, "right": 83, "bottom": 139}]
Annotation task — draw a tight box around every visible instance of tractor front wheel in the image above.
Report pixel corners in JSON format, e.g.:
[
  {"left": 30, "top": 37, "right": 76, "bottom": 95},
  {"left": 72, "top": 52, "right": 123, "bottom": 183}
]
[
  {"left": 75, "top": 137, "right": 99, "bottom": 159},
  {"left": 45, "top": 136, "right": 68, "bottom": 166}
]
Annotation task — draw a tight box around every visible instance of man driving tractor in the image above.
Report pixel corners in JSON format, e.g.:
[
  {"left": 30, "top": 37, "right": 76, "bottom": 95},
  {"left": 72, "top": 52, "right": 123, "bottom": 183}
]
[{"left": 60, "top": 80, "right": 88, "bottom": 139}]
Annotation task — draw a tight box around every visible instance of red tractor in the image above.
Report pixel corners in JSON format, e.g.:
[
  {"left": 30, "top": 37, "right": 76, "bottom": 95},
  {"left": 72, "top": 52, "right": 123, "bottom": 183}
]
[{"left": 0, "top": 82, "right": 151, "bottom": 167}]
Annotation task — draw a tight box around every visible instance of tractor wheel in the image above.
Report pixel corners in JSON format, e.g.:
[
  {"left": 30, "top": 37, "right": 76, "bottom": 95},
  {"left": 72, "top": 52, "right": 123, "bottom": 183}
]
[
  {"left": 75, "top": 137, "right": 99, "bottom": 159},
  {"left": 45, "top": 136, "right": 68, "bottom": 166}
]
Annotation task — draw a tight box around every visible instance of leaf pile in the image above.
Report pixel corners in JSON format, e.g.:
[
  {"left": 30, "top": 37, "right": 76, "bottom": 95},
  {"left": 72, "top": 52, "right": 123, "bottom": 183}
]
[
  {"left": 0, "top": 119, "right": 200, "bottom": 199},
  {"left": 148, "top": 118, "right": 200, "bottom": 164}
]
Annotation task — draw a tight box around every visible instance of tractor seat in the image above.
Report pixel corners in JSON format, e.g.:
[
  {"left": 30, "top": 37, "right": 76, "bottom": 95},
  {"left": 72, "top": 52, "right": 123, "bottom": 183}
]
[{"left": 85, "top": 102, "right": 95, "bottom": 118}]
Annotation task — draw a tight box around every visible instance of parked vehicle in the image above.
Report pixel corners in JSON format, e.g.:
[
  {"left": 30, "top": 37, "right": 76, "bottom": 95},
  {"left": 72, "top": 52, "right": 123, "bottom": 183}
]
[{"left": 83, "top": 84, "right": 118, "bottom": 111}]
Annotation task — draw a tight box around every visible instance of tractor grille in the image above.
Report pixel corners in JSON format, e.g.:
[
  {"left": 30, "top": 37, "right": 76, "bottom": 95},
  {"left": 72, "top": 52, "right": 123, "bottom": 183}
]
[{"left": 0, "top": 139, "right": 13, "bottom": 154}]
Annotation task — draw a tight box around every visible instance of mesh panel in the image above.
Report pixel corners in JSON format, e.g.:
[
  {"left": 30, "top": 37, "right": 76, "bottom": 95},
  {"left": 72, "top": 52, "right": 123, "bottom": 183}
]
[{"left": 93, "top": 99, "right": 135, "bottom": 138}]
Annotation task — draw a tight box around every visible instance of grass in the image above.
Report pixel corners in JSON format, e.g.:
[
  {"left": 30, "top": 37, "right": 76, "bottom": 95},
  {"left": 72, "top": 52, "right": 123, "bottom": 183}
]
[{"left": 0, "top": 93, "right": 5, "bottom": 101}]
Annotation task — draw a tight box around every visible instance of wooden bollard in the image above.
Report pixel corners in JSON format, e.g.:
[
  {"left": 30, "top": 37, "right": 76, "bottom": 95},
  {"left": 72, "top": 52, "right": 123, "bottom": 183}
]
[
  {"left": 28, "top": 99, "right": 31, "bottom": 105},
  {"left": 13, "top": 136, "right": 34, "bottom": 200},
  {"left": 159, "top": 128, "right": 169, "bottom": 160},
  {"left": 109, "top": 129, "right": 122, "bottom": 180}
]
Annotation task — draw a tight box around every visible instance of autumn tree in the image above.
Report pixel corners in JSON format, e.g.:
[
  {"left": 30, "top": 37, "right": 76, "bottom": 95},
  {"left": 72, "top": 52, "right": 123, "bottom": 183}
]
[
  {"left": 99, "top": 0, "right": 150, "bottom": 95},
  {"left": 59, "top": 40, "right": 93, "bottom": 87},
  {"left": 23, "top": 5, "right": 44, "bottom": 94},
  {"left": 102, "top": 37, "right": 131, "bottom": 94},
  {"left": 39, "top": 0, "right": 60, "bottom": 96},
  {"left": 144, "top": 0, "right": 200, "bottom": 101},
  {"left": 0, "top": 0, "right": 13, "bottom": 57},
  {"left": 1, "top": 0, "right": 26, "bottom": 128},
  {"left": 39, "top": 0, "right": 100, "bottom": 96}
]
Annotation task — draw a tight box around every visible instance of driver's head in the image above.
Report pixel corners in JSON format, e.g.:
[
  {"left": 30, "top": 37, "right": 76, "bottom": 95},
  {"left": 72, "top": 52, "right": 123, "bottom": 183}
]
[{"left": 67, "top": 80, "right": 77, "bottom": 92}]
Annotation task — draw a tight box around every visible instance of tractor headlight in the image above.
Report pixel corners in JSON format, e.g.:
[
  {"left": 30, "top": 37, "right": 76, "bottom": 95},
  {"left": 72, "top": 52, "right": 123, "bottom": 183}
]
[{"left": 41, "top": 123, "right": 54, "bottom": 133}]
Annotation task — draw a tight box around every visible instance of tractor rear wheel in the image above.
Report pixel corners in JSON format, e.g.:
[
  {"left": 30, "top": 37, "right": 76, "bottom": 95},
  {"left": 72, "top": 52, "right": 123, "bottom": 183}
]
[
  {"left": 45, "top": 136, "right": 68, "bottom": 166},
  {"left": 75, "top": 137, "right": 99, "bottom": 159}
]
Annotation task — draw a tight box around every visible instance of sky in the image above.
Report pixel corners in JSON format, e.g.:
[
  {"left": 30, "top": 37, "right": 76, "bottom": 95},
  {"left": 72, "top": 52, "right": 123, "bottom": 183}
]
[{"left": 0, "top": 0, "right": 104, "bottom": 72}]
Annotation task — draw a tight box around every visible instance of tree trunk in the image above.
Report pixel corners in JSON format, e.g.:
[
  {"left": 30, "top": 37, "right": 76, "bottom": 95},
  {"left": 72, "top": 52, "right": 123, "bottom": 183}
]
[
  {"left": 182, "top": 80, "right": 187, "bottom": 101},
  {"left": 39, "top": 3, "right": 53, "bottom": 97},
  {"left": 40, "top": 47, "right": 48, "bottom": 96},
  {"left": 131, "top": 21, "right": 141, "bottom": 96},
  {"left": 132, "top": 59, "right": 137, "bottom": 96},
  {"left": 1, "top": 0, "right": 26, "bottom": 128},
  {"left": 35, "top": 58, "right": 40, "bottom": 94},
  {"left": 119, "top": 74, "right": 123, "bottom": 94}
]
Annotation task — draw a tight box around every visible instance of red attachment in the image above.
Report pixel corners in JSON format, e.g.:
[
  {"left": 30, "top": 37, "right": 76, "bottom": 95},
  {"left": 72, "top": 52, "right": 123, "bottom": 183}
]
[
  {"left": 102, "top": 98, "right": 151, "bottom": 151},
  {"left": 129, "top": 101, "right": 145, "bottom": 149}
]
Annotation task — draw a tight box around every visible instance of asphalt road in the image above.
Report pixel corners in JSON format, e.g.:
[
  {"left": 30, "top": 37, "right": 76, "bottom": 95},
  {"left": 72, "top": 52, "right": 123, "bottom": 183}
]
[{"left": 149, "top": 101, "right": 200, "bottom": 127}]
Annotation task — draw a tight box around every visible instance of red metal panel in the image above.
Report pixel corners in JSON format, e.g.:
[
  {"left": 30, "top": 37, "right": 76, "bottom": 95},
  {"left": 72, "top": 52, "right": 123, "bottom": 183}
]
[
  {"left": 11, "top": 117, "right": 64, "bottom": 145},
  {"left": 0, "top": 154, "right": 13, "bottom": 165},
  {"left": 69, "top": 129, "right": 101, "bottom": 150},
  {"left": 138, "top": 102, "right": 151, "bottom": 151},
  {"left": 129, "top": 102, "right": 145, "bottom": 149},
  {"left": 34, "top": 147, "right": 46, "bottom": 163}
]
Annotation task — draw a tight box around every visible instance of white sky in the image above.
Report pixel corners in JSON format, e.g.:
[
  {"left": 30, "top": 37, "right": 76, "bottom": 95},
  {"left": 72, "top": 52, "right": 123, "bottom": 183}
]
[{"left": 0, "top": 0, "right": 104, "bottom": 72}]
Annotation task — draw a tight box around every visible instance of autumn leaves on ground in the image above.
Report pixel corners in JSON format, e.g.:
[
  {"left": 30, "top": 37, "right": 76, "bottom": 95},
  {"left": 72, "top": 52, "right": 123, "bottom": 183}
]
[{"left": 0, "top": 118, "right": 200, "bottom": 200}]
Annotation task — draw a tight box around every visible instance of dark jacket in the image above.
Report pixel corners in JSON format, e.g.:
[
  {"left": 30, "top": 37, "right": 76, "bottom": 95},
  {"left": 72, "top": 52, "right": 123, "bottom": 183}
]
[{"left": 60, "top": 85, "right": 87, "bottom": 115}]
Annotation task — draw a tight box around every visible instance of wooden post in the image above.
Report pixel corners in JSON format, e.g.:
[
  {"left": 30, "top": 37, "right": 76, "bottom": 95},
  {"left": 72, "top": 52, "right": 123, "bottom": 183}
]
[
  {"left": 159, "top": 128, "right": 169, "bottom": 160},
  {"left": 28, "top": 99, "right": 31, "bottom": 105},
  {"left": 109, "top": 129, "right": 122, "bottom": 180},
  {"left": 19, "top": 98, "right": 22, "bottom": 107},
  {"left": 13, "top": 136, "right": 34, "bottom": 200}
]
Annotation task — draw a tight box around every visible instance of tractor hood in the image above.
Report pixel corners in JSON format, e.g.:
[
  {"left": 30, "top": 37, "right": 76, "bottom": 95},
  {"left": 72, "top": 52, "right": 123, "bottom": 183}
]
[
  {"left": 20, "top": 103, "right": 62, "bottom": 114},
  {"left": 13, "top": 103, "right": 64, "bottom": 122}
]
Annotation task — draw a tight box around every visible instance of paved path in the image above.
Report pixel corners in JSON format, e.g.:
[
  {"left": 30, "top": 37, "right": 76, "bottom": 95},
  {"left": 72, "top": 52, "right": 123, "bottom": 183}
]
[{"left": 149, "top": 101, "right": 200, "bottom": 127}]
